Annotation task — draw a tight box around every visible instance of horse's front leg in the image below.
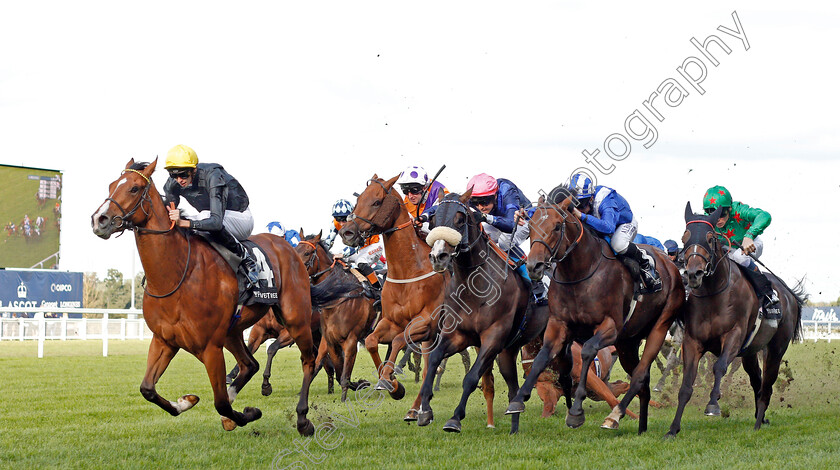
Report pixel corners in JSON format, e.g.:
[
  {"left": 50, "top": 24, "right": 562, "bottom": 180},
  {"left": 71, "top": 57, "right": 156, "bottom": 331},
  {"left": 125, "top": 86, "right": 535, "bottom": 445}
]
[
  {"left": 202, "top": 346, "right": 262, "bottom": 431},
  {"left": 567, "top": 318, "right": 617, "bottom": 429},
  {"left": 140, "top": 335, "right": 197, "bottom": 416},
  {"left": 705, "top": 329, "right": 743, "bottom": 417},
  {"left": 443, "top": 332, "right": 504, "bottom": 433},
  {"left": 506, "top": 318, "right": 570, "bottom": 416}
]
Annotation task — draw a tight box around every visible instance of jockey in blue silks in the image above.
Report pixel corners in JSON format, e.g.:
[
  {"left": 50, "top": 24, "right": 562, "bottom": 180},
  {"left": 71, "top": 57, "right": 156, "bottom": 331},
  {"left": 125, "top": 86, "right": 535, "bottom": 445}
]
[{"left": 567, "top": 173, "right": 662, "bottom": 294}]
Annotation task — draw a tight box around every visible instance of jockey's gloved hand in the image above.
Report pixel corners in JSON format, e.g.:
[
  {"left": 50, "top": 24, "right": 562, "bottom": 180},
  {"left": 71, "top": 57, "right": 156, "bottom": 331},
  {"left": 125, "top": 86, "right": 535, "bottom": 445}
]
[
  {"left": 414, "top": 214, "right": 428, "bottom": 226},
  {"left": 481, "top": 214, "right": 495, "bottom": 224}
]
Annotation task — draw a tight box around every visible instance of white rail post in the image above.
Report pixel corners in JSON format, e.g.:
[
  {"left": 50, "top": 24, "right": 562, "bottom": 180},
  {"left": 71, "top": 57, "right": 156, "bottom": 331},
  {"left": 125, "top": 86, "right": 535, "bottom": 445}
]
[
  {"left": 81, "top": 318, "right": 87, "bottom": 340},
  {"left": 120, "top": 318, "right": 126, "bottom": 340},
  {"left": 37, "top": 312, "right": 45, "bottom": 358},
  {"left": 102, "top": 312, "right": 109, "bottom": 357},
  {"left": 19, "top": 318, "right": 24, "bottom": 341},
  {"left": 814, "top": 321, "right": 818, "bottom": 343},
  {"left": 61, "top": 313, "right": 67, "bottom": 341}
]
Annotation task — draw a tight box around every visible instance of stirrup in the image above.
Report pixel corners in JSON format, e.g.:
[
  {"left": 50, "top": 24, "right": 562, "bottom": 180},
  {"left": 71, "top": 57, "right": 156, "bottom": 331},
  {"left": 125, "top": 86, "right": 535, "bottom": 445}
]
[
  {"left": 762, "top": 292, "right": 782, "bottom": 320},
  {"left": 640, "top": 271, "right": 663, "bottom": 294}
]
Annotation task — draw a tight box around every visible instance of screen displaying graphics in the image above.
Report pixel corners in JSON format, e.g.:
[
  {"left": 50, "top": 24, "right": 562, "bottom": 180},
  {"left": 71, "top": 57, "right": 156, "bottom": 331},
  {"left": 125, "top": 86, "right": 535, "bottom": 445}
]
[{"left": 0, "top": 164, "right": 63, "bottom": 269}]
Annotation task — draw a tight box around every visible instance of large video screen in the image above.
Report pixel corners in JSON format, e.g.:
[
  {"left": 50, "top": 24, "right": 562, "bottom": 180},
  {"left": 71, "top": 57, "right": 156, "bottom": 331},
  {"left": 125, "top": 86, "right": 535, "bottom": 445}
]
[{"left": 0, "top": 164, "right": 63, "bottom": 269}]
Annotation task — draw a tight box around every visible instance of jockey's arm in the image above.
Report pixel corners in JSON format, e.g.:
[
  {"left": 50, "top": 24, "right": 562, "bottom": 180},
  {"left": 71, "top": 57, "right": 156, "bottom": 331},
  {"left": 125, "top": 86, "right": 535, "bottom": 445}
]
[
  {"left": 580, "top": 206, "right": 620, "bottom": 235},
  {"left": 189, "top": 184, "right": 227, "bottom": 232}
]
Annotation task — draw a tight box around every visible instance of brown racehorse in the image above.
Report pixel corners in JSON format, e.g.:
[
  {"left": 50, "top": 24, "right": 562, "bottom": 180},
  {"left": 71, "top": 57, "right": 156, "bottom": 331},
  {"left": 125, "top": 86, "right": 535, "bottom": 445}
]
[
  {"left": 421, "top": 191, "right": 549, "bottom": 434},
  {"left": 225, "top": 308, "right": 336, "bottom": 397},
  {"left": 666, "top": 203, "right": 805, "bottom": 436},
  {"left": 522, "top": 338, "right": 639, "bottom": 419},
  {"left": 296, "top": 231, "right": 378, "bottom": 402},
  {"left": 505, "top": 191, "right": 684, "bottom": 434},
  {"left": 339, "top": 174, "right": 447, "bottom": 421},
  {"left": 91, "top": 158, "right": 353, "bottom": 435}
]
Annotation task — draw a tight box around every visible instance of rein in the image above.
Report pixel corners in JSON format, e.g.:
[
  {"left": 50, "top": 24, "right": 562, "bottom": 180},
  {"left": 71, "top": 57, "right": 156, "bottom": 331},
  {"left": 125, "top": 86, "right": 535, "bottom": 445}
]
[{"left": 531, "top": 205, "right": 602, "bottom": 285}]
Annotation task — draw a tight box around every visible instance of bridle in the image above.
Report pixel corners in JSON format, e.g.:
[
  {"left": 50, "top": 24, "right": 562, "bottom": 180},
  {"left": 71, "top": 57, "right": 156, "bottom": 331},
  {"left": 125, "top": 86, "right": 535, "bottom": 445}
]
[
  {"left": 299, "top": 240, "right": 335, "bottom": 282},
  {"left": 100, "top": 168, "right": 189, "bottom": 298},
  {"left": 435, "top": 199, "right": 484, "bottom": 255},
  {"left": 683, "top": 219, "right": 732, "bottom": 297},
  {"left": 102, "top": 169, "right": 174, "bottom": 236},
  {"left": 347, "top": 179, "right": 413, "bottom": 240}
]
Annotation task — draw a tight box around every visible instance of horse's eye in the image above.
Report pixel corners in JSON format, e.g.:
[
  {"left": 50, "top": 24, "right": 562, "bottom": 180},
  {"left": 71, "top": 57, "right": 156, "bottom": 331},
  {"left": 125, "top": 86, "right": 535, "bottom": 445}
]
[
  {"left": 372, "top": 200, "right": 382, "bottom": 207},
  {"left": 129, "top": 186, "right": 140, "bottom": 194},
  {"left": 554, "top": 222, "right": 562, "bottom": 232}
]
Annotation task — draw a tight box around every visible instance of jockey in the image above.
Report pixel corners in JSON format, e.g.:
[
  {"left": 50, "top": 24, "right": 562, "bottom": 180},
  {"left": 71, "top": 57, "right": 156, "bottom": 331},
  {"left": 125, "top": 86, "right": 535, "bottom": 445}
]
[
  {"left": 566, "top": 173, "right": 662, "bottom": 294},
  {"left": 397, "top": 165, "right": 448, "bottom": 226},
  {"left": 633, "top": 233, "right": 665, "bottom": 253},
  {"left": 663, "top": 239, "right": 680, "bottom": 263},
  {"left": 162, "top": 144, "right": 260, "bottom": 289},
  {"left": 326, "top": 198, "right": 386, "bottom": 292},
  {"left": 266, "top": 221, "right": 301, "bottom": 247},
  {"left": 463, "top": 173, "right": 546, "bottom": 303},
  {"left": 703, "top": 185, "right": 780, "bottom": 319}
]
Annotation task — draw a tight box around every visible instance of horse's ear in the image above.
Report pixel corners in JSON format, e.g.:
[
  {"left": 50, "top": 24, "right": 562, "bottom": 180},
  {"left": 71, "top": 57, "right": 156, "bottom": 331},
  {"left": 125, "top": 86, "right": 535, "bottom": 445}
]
[
  {"left": 538, "top": 194, "right": 545, "bottom": 204},
  {"left": 314, "top": 230, "right": 322, "bottom": 241},
  {"left": 706, "top": 205, "right": 723, "bottom": 223},
  {"left": 144, "top": 157, "right": 158, "bottom": 177},
  {"left": 383, "top": 174, "right": 400, "bottom": 191},
  {"left": 371, "top": 173, "right": 379, "bottom": 181},
  {"left": 461, "top": 187, "right": 473, "bottom": 203},
  {"left": 125, "top": 158, "right": 135, "bottom": 169},
  {"left": 299, "top": 228, "right": 305, "bottom": 238},
  {"left": 560, "top": 196, "right": 574, "bottom": 210},
  {"left": 685, "top": 201, "right": 695, "bottom": 222}
]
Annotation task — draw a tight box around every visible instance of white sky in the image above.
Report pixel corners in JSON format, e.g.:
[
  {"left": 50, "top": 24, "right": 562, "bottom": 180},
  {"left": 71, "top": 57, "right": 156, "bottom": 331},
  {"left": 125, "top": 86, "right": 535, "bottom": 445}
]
[{"left": 1, "top": 1, "right": 838, "bottom": 301}]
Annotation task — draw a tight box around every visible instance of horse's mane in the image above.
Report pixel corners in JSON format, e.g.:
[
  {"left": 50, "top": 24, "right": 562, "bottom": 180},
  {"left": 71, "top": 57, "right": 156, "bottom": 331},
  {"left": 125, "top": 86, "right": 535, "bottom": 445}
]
[
  {"left": 302, "top": 233, "right": 332, "bottom": 255},
  {"left": 130, "top": 162, "right": 151, "bottom": 171}
]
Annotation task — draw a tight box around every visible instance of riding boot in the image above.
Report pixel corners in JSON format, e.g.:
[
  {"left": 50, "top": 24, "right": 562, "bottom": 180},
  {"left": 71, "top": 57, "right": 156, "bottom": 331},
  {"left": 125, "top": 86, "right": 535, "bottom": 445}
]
[
  {"left": 211, "top": 228, "right": 260, "bottom": 289},
  {"left": 622, "top": 243, "right": 662, "bottom": 294},
  {"left": 355, "top": 263, "right": 382, "bottom": 310},
  {"left": 741, "top": 264, "right": 781, "bottom": 320}
]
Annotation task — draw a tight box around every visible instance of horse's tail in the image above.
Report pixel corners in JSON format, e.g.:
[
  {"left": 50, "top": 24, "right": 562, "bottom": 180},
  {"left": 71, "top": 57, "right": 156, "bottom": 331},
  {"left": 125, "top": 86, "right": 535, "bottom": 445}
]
[
  {"left": 309, "top": 272, "right": 364, "bottom": 309},
  {"left": 787, "top": 277, "right": 808, "bottom": 343}
]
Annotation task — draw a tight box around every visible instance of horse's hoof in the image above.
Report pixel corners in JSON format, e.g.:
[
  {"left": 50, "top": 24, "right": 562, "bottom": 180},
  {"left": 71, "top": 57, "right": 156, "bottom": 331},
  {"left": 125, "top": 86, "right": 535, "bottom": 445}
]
[
  {"left": 328, "top": 386, "right": 335, "bottom": 395},
  {"left": 486, "top": 424, "right": 495, "bottom": 429},
  {"left": 417, "top": 410, "right": 435, "bottom": 427},
  {"left": 389, "top": 382, "right": 406, "bottom": 400},
  {"left": 405, "top": 408, "right": 420, "bottom": 422},
  {"left": 297, "top": 420, "right": 315, "bottom": 436},
  {"left": 177, "top": 394, "right": 200, "bottom": 413},
  {"left": 244, "top": 407, "right": 262, "bottom": 422},
  {"left": 221, "top": 417, "right": 237, "bottom": 431},
  {"left": 652, "top": 386, "right": 661, "bottom": 392},
  {"left": 566, "top": 410, "right": 585, "bottom": 428},
  {"left": 374, "top": 379, "right": 392, "bottom": 392},
  {"left": 704, "top": 404, "right": 721, "bottom": 416},
  {"left": 349, "top": 379, "right": 370, "bottom": 391},
  {"left": 261, "top": 384, "right": 273, "bottom": 396},
  {"left": 601, "top": 418, "right": 619, "bottom": 430},
  {"left": 225, "top": 376, "right": 234, "bottom": 386},
  {"left": 664, "top": 431, "right": 677, "bottom": 439},
  {"left": 442, "top": 419, "right": 462, "bottom": 433},
  {"left": 505, "top": 401, "right": 525, "bottom": 415},
  {"left": 394, "top": 365, "right": 404, "bottom": 376}
]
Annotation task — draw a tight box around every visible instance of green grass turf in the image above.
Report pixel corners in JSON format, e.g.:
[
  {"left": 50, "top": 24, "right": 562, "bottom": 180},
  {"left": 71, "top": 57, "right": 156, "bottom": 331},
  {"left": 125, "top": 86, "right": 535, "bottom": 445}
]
[
  {"left": 0, "top": 166, "right": 61, "bottom": 268},
  {"left": 0, "top": 340, "right": 838, "bottom": 469}
]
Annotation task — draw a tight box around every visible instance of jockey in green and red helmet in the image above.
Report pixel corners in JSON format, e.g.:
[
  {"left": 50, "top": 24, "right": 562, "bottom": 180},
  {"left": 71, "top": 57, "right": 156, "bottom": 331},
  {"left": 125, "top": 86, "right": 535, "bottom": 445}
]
[{"left": 702, "top": 185, "right": 780, "bottom": 319}]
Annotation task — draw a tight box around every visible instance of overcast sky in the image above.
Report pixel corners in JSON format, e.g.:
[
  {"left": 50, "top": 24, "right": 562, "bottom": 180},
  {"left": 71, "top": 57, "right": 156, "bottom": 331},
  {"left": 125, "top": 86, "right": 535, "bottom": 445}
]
[{"left": 1, "top": 1, "right": 837, "bottom": 301}]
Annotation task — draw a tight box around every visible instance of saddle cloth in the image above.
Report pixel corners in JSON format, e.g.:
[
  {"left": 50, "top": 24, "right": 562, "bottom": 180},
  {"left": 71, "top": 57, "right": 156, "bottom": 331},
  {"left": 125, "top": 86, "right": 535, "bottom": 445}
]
[{"left": 201, "top": 234, "right": 279, "bottom": 305}]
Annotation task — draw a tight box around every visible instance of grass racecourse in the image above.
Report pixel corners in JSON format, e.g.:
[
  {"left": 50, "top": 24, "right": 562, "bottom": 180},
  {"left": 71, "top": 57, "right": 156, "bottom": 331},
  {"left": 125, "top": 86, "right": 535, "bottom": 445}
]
[{"left": 1, "top": 339, "right": 839, "bottom": 469}]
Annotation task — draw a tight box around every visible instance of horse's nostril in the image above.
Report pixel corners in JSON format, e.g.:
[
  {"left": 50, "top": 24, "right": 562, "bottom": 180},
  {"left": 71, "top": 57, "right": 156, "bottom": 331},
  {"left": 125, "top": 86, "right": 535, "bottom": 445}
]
[{"left": 97, "top": 215, "right": 109, "bottom": 227}]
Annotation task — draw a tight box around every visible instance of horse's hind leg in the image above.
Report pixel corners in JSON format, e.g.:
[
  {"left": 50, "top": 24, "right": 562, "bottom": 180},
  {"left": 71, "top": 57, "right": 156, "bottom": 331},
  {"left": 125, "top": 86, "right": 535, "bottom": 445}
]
[
  {"left": 741, "top": 353, "right": 764, "bottom": 428},
  {"left": 224, "top": 331, "right": 260, "bottom": 404},
  {"left": 417, "top": 335, "right": 464, "bottom": 427},
  {"left": 262, "top": 330, "right": 294, "bottom": 396},
  {"left": 140, "top": 335, "right": 197, "bottom": 416},
  {"left": 433, "top": 357, "right": 448, "bottom": 392},
  {"left": 339, "top": 337, "right": 360, "bottom": 403},
  {"left": 754, "top": 341, "right": 789, "bottom": 430},
  {"left": 203, "top": 347, "right": 262, "bottom": 431},
  {"left": 496, "top": 348, "right": 521, "bottom": 434},
  {"left": 480, "top": 363, "right": 495, "bottom": 429}
]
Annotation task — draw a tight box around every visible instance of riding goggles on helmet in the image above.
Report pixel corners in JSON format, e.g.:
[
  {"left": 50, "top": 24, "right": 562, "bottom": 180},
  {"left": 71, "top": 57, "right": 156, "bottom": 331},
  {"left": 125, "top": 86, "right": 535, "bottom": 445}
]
[
  {"left": 470, "top": 195, "right": 495, "bottom": 207},
  {"left": 400, "top": 184, "right": 423, "bottom": 195},
  {"left": 168, "top": 169, "right": 193, "bottom": 179}
]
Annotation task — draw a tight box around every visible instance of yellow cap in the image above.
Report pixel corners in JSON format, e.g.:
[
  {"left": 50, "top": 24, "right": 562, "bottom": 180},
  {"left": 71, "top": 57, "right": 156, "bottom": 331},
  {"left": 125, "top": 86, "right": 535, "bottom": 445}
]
[{"left": 164, "top": 145, "right": 198, "bottom": 169}]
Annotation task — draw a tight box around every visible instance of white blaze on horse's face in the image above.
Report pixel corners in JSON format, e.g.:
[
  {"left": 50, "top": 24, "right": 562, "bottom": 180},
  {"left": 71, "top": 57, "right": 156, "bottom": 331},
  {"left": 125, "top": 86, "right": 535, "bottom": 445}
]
[
  {"left": 92, "top": 177, "right": 129, "bottom": 226},
  {"left": 429, "top": 239, "right": 447, "bottom": 258}
]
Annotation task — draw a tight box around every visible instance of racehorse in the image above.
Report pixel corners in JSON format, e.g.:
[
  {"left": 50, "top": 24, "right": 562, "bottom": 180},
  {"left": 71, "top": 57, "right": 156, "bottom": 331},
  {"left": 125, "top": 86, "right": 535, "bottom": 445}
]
[
  {"left": 225, "top": 308, "right": 336, "bottom": 397},
  {"left": 421, "top": 191, "right": 549, "bottom": 433},
  {"left": 505, "top": 192, "right": 684, "bottom": 434},
  {"left": 296, "top": 231, "right": 378, "bottom": 402},
  {"left": 666, "top": 203, "right": 805, "bottom": 436},
  {"left": 338, "top": 174, "right": 447, "bottom": 421},
  {"left": 91, "top": 158, "right": 355, "bottom": 435}
]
